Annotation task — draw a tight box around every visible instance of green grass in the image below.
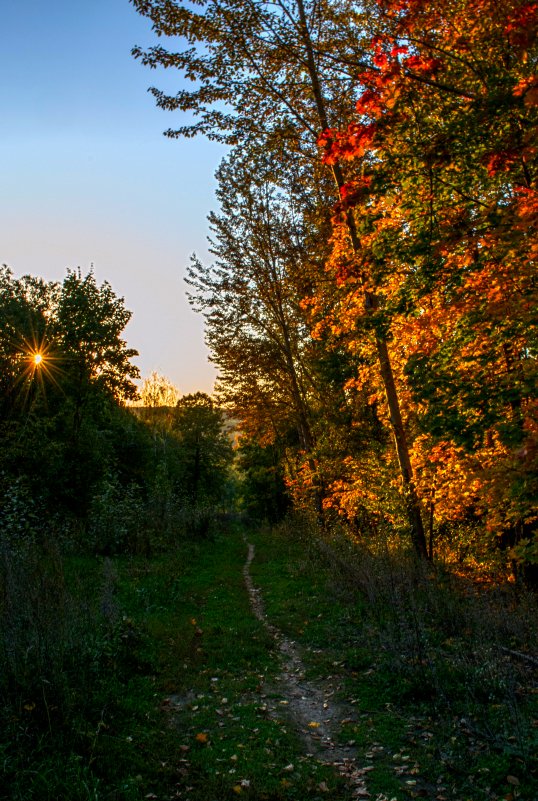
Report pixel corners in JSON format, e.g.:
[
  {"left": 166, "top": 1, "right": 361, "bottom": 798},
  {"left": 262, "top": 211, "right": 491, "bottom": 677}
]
[
  {"left": 2, "top": 519, "right": 537, "bottom": 800},
  {"left": 248, "top": 522, "right": 538, "bottom": 801}
]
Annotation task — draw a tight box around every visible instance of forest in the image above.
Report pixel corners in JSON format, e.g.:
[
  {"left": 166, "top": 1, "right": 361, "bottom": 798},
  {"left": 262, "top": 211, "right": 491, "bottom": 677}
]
[{"left": 1, "top": 0, "right": 537, "bottom": 799}]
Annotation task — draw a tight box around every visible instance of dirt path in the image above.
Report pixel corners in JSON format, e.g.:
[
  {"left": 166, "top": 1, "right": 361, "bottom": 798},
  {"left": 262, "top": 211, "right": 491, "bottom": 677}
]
[{"left": 243, "top": 540, "right": 374, "bottom": 798}]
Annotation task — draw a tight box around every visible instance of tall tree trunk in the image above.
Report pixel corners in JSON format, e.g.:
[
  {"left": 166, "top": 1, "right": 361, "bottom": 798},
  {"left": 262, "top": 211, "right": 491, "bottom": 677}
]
[{"left": 296, "top": 0, "right": 428, "bottom": 557}]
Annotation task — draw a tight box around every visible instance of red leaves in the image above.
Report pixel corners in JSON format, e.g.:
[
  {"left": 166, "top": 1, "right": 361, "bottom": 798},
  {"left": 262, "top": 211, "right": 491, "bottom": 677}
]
[
  {"left": 504, "top": 2, "right": 538, "bottom": 48},
  {"left": 318, "top": 123, "right": 376, "bottom": 164},
  {"left": 314, "top": 0, "right": 538, "bottom": 538},
  {"left": 513, "top": 75, "right": 538, "bottom": 106},
  {"left": 484, "top": 149, "right": 521, "bottom": 176},
  {"left": 373, "top": 49, "right": 389, "bottom": 69},
  {"left": 355, "top": 89, "right": 384, "bottom": 117},
  {"left": 339, "top": 177, "right": 372, "bottom": 202},
  {"left": 403, "top": 54, "right": 442, "bottom": 75}
]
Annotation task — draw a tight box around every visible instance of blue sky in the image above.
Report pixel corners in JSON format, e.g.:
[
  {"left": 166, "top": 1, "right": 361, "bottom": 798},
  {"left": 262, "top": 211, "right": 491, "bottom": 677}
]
[{"left": 1, "top": 0, "right": 226, "bottom": 393}]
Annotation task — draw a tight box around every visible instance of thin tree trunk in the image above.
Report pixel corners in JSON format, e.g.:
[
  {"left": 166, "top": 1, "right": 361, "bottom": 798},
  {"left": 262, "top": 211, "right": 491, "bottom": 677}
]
[
  {"left": 296, "top": 0, "right": 427, "bottom": 557},
  {"left": 428, "top": 501, "right": 435, "bottom": 561}
]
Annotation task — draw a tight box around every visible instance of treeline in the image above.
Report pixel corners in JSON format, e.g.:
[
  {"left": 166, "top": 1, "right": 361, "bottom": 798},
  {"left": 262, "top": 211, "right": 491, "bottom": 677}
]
[
  {"left": 0, "top": 266, "right": 239, "bottom": 796},
  {"left": 132, "top": 0, "right": 538, "bottom": 572},
  {"left": 0, "top": 266, "right": 235, "bottom": 553}
]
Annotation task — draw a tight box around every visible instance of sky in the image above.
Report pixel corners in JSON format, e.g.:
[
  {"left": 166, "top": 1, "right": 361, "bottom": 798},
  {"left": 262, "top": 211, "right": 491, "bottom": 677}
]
[{"left": 1, "top": 0, "right": 226, "bottom": 394}]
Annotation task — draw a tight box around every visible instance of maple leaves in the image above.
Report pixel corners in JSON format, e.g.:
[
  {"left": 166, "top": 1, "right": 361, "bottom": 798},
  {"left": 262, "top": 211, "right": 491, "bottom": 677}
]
[
  {"left": 133, "top": 0, "right": 536, "bottom": 560},
  {"left": 313, "top": 0, "right": 538, "bottom": 550}
]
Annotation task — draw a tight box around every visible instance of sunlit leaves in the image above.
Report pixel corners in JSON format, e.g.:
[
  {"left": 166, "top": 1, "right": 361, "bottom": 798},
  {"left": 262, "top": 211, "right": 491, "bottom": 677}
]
[{"left": 313, "top": 0, "right": 538, "bottom": 541}]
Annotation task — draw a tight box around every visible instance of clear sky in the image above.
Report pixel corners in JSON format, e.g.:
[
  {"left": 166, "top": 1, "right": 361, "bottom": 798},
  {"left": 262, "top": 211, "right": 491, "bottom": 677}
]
[{"left": 1, "top": 0, "right": 226, "bottom": 394}]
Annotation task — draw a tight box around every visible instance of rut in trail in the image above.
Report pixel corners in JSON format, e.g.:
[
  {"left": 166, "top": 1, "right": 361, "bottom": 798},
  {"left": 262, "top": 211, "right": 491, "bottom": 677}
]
[{"left": 243, "top": 540, "right": 374, "bottom": 799}]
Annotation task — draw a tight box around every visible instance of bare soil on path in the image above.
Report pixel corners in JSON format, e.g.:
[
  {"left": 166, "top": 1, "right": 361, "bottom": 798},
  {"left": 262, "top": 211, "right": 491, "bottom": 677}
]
[{"left": 243, "top": 539, "right": 377, "bottom": 799}]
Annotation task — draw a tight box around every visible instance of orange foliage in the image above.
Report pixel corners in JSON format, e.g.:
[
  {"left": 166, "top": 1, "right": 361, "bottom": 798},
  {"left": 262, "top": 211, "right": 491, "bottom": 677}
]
[{"left": 311, "top": 0, "right": 538, "bottom": 544}]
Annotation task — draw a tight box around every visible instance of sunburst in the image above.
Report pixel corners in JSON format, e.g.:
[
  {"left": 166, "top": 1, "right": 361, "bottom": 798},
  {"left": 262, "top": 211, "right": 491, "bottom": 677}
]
[{"left": 14, "top": 334, "right": 64, "bottom": 410}]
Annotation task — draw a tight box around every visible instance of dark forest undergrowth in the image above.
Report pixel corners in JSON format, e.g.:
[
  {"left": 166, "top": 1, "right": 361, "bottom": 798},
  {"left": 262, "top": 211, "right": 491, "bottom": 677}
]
[{"left": 1, "top": 520, "right": 537, "bottom": 800}]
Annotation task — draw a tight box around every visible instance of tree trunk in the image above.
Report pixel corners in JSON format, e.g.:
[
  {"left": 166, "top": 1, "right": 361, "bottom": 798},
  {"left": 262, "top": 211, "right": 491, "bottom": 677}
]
[{"left": 296, "top": 0, "right": 428, "bottom": 557}]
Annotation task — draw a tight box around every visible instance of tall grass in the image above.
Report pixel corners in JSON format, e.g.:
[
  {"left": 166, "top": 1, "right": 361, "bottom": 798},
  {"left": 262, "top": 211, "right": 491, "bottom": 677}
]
[
  {"left": 306, "top": 521, "right": 538, "bottom": 766},
  {"left": 0, "top": 480, "right": 122, "bottom": 799}
]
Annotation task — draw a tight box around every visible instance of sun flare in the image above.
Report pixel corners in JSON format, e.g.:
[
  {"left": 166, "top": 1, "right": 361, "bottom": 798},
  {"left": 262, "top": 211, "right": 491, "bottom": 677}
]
[{"left": 18, "top": 339, "right": 62, "bottom": 396}]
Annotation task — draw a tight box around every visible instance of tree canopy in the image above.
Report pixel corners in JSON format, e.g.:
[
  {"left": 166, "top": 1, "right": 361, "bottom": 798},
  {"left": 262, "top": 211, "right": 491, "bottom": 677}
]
[{"left": 133, "top": 0, "right": 538, "bottom": 566}]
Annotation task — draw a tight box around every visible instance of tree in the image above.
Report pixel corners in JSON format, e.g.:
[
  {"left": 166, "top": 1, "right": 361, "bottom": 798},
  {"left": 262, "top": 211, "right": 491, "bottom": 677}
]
[
  {"left": 140, "top": 371, "right": 179, "bottom": 410},
  {"left": 0, "top": 266, "right": 143, "bottom": 520},
  {"left": 54, "top": 269, "right": 139, "bottom": 429},
  {"left": 132, "top": 0, "right": 429, "bottom": 554},
  {"left": 139, "top": 371, "right": 179, "bottom": 438},
  {"left": 173, "top": 392, "right": 234, "bottom": 520},
  {"left": 236, "top": 436, "right": 290, "bottom": 523},
  {"left": 188, "top": 149, "right": 327, "bottom": 442},
  {"left": 0, "top": 266, "right": 59, "bottom": 419},
  {"left": 316, "top": 0, "right": 538, "bottom": 554}
]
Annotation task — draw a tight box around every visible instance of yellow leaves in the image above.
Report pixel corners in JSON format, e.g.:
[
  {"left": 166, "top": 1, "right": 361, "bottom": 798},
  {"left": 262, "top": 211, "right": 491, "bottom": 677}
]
[
  {"left": 307, "top": 721, "right": 321, "bottom": 728},
  {"left": 232, "top": 780, "right": 251, "bottom": 794}
]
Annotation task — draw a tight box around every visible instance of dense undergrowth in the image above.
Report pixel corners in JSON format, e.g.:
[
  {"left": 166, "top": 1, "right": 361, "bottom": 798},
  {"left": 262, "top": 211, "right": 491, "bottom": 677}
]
[
  {"left": 1, "top": 516, "right": 537, "bottom": 800},
  {"left": 251, "top": 520, "right": 538, "bottom": 800}
]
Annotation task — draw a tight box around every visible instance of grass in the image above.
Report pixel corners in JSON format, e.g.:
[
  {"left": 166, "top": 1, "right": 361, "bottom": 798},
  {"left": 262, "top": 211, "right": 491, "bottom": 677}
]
[
  {"left": 249, "top": 520, "right": 538, "bottom": 801},
  {"left": 1, "top": 518, "right": 537, "bottom": 800}
]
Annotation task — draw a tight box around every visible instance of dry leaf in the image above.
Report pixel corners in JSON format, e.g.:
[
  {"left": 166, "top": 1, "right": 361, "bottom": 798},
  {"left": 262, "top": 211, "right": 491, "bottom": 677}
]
[{"left": 195, "top": 732, "right": 208, "bottom": 743}]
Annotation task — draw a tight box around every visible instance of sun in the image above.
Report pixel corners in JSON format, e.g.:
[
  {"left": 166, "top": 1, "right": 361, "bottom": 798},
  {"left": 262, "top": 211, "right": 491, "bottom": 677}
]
[{"left": 21, "top": 339, "right": 62, "bottom": 390}]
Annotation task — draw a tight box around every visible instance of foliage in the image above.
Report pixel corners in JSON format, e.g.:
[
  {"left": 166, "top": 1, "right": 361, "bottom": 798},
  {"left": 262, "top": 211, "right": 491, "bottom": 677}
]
[
  {"left": 236, "top": 436, "right": 290, "bottom": 523},
  {"left": 172, "top": 392, "right": 235, "bottom": 532},
  {"left": 186, "top": 150, "right": 329, "bottom": 454},
  {"left": 55, "top": 268, "right": 139, "bottom": 408},
  {"left": 313, "top": 0, "right": 538, "bottom": 560},
  {"left": 133, "top": 0, "right": 538, "bottom": 568},
  {"left": 131, "top": 0, "right": 428, "bottom": 553},
  {"left": 0, "top": 266, "right": 142, "bottom": 521},
  {"left": 88, "top": 473, "right": 146, "bottom": 555}
]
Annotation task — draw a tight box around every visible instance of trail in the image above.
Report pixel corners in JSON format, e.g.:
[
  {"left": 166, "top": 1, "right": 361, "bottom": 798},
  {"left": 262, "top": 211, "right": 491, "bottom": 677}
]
[{"left": 243, "top": 540, "right": 373, "bottom": 799}]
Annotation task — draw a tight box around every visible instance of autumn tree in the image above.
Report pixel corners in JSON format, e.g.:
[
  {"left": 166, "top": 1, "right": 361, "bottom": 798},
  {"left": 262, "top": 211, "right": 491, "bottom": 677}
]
[
  {"left": 317, "top": 0, "right": 538, "bottom": 556},
  {"left": 139, "top": 370, "right": 179, "bottom": 436},
  {"left": 132, "top": 0, "right": 434, "bottom": 552},
  {"left": 187, "top": 148, "right": 327, "bottom": 446},
  {"left": 141, "top": 370, "right": 179, "bottom": 408}
]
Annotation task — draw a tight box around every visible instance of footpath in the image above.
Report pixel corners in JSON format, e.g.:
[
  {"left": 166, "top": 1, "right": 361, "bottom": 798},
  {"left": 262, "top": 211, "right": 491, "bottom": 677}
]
[{"left": 103, "top": 523, "right": 536, "bottom": 801}]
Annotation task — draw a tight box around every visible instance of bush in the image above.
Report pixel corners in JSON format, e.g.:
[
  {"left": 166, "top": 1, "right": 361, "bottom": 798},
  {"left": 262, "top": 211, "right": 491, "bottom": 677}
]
[{"left": 88, "top": 473, "right": 146, "bottom": 554}]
